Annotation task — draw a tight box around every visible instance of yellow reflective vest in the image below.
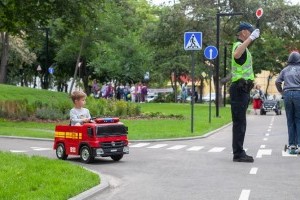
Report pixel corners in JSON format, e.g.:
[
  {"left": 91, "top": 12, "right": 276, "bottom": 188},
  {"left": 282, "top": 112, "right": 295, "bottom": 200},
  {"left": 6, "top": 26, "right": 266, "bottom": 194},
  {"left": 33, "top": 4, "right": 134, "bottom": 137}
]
[{"left": 231, "top": 42, "right": 255, "bottom": 82}]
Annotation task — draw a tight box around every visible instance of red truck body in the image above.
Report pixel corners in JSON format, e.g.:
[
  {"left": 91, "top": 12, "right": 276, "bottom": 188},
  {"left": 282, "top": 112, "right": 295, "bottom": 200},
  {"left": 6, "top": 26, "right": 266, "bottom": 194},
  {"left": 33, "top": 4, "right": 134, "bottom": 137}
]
[{"left": 53, "top": 118, "right": 129, "bottom": 163}]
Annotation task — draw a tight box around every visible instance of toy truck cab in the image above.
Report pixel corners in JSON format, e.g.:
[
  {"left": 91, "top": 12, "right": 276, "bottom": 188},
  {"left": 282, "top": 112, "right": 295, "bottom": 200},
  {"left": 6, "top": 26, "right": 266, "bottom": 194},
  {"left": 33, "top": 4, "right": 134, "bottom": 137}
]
[{"left": 53, "top": 117, "right": 129, "bottom": 163}]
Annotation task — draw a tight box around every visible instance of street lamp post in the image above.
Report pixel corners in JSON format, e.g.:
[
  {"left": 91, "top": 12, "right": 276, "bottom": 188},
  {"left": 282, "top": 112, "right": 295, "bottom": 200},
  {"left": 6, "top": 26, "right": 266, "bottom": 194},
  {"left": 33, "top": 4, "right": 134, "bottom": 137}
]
[{"left": 216, "top": 11, "right": 243, "bottom": 117}]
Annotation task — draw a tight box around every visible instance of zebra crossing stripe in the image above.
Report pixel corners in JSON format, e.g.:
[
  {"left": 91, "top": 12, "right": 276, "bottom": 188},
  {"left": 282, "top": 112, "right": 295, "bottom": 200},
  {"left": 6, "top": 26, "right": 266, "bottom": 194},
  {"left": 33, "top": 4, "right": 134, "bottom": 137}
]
[
  {"left": 10, "top": 150, "right": 27, "bottom": 153},
  {"left": 186, "top": 146, "right": 204, "bottom": 151},
  {"left": 147, "top": 144, "right": 168, "bottom": 149},
  {"left": 167, "top": 145, "right": 186, "bottom": 150},
  {"left": 239, "top": 190, "right": 250, "bottom": 200},
  {"left": 130, "top": 143, "right": 150, "bottom": 148},
  {"left": 208, "top": 147, "right": 225, "bottom": 152}
]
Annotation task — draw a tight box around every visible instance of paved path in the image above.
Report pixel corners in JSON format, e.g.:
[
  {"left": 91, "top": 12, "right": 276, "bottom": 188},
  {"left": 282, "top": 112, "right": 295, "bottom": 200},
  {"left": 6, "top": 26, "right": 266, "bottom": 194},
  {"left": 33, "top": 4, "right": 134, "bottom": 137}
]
[{"left": 1, "top": 112, "right": 300, "bottom": 200}]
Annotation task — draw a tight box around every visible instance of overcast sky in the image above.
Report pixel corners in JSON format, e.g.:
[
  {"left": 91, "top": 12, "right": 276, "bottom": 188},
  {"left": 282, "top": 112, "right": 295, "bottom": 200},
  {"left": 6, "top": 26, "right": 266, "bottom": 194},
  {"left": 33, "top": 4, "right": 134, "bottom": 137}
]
[{"left": 149, "top": 0, "right": 300, "bottom": 6}]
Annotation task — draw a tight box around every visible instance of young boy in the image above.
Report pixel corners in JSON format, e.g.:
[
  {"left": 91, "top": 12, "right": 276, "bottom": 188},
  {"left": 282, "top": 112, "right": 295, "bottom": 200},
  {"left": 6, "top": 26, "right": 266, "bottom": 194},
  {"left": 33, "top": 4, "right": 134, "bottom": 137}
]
[{"left": 70, "top": 91, "right": 91, "bottom": 126}]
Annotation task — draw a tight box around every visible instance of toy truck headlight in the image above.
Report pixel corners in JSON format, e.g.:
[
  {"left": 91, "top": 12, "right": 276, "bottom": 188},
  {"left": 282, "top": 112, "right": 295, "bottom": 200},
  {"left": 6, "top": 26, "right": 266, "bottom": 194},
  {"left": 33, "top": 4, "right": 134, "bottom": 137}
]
[
  {"left": 123, "top": 146, "right": 129, "bottom": 154},
  {"left": 96, "top": 148, "right": 104, "bottom": 155}
]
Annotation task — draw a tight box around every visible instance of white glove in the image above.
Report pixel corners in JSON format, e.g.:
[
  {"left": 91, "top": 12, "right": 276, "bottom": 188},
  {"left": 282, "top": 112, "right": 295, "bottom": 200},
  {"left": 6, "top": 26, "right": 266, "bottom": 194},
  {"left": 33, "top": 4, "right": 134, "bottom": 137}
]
[{"left": 249, "top": 29, "right": 260, "bottom": 41}]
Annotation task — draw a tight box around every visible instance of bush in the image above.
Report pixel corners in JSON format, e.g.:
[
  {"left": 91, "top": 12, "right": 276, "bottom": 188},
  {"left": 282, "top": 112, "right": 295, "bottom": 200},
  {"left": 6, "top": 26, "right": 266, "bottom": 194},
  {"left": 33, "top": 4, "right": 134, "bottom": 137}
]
[
  {"left": 35, "top": 108, "right": 67, "bottom": 120},
  {"left": 0, "top": 97, "right": 141, "bottom": 121},
  {"left": 86, "top": 98, "right": 140, "bottom": 118},
  {"left": 0, "top": 99, "right": 30, "bottom": 120}
]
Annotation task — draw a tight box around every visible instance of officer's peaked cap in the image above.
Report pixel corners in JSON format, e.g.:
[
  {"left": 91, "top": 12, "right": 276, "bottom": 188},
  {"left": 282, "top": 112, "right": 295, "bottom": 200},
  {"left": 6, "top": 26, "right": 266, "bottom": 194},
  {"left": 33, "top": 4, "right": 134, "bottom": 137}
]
[{"left": 237, "top": 22, "right": 254, "bottom": 33}]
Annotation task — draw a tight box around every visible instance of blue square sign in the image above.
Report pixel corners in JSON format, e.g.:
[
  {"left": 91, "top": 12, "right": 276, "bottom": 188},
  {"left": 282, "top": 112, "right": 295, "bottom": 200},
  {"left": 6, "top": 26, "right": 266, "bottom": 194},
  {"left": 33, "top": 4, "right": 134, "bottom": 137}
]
[{"left": 184, "top": 32, "right": 202, "bottom": 51}]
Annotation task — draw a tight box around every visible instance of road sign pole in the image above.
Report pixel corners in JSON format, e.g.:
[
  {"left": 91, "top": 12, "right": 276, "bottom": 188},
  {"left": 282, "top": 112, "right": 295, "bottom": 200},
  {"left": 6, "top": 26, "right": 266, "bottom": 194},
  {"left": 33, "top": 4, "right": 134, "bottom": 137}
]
[
  {"left": 204, "top": 46, "right": 218, "bottom": 123},
  {"left": 191, "top": 51, "right": 195, "bottom": 133},
  {"left": 184, "top": 32, "right": 202, "bottom": 133},
  {"left": 209, "top": 66, "right": 212, "bottom": 123}
]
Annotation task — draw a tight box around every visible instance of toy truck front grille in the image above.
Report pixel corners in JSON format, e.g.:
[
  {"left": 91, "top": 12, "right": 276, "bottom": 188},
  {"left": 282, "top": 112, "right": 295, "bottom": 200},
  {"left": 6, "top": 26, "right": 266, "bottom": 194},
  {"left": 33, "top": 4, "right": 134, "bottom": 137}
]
[
  {"left": 101, "top": 141, "right": 126, "bottom": 148},
  {"left": 96, "top": 124, "right": 128, "bottom": 136}
]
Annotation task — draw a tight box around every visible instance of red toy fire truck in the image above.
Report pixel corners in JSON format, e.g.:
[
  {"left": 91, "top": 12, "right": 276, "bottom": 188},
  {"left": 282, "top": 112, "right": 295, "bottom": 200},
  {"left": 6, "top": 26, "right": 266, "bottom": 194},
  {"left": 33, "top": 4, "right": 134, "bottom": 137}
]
[{"left": 53, "top": 117, "right": 129, "bottom": 163}]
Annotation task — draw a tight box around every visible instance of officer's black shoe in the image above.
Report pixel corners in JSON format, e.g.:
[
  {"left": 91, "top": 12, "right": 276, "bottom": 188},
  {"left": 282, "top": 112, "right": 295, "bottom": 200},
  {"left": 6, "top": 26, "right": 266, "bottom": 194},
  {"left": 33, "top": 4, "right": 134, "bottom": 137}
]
[{"left": 233, "top": 155, "right": 254, "bottom": 163}]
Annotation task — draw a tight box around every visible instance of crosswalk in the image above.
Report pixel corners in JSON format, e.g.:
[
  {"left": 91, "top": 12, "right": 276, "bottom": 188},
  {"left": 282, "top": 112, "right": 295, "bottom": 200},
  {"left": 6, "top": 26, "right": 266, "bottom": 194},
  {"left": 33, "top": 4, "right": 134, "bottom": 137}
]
[
  {"left": 8, "top": 143, "right": 299, "bottom": 158},
  {"left": 129, "top": 143, "right": 300, "bottom": 158},
  {"left": 130, "top": 142, "right": 226, "bottom": 153}
]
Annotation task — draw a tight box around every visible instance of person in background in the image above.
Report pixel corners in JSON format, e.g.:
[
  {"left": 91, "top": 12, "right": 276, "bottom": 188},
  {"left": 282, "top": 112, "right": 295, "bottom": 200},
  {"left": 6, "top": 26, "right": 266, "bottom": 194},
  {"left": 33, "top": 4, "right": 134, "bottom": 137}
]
[
  {"left": 91, "top": 79, "right": 100, "bottom": 98},
  {"left": 141, "top": 83, "right": 148, "bottom": 102},
  {"left": 70, "top": 91, "right": 91, "bottom": 126},
  {"left": 275, "top": 51, "right": 300, "bottom": 154},
  {"left": 130, "top": 84, "right": 136, "bottom": 103},
  {"left": 230, "top": 22, "right": 260, "bottom": 163},
  {"left": 181, "top": 82, "right": 187, "bottom": 103},
  {"left": 252, "top": 84, "right": 263, "bottom": 115}
]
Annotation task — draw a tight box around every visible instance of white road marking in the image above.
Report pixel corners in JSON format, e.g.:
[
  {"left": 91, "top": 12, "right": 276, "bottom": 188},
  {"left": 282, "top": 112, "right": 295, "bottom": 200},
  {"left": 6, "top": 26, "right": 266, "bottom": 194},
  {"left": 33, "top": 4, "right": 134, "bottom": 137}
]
[
  {"left": 208, "top": 147, "right": 225, "bottom": 153},
  {"left": 10, "top": 150, "right": 27, "bottom": 153},
  {"left": 147, "top": 144, "right": 168, "bottom": 149},
  {"left": 186, "top": 146, "right": 204, "bottom": 151},
  {"left": 263, "top": 138, "right": 268, "bottom": 141},
  {"left": 239, "top": 189, "right": 251, "bottom": 200},
  {"left": 282, "top": 150, "right": 297, "bottom": 157},
  {"left": 256, "top": 149, "right": 272, "bottom": 158},
  {"left": 260, "top": 145, "right": 266, "bottom": 148},
  {"left": 167, "top": 145, "right": 186, "bottom": 150},
  {"left": 249, "top": 167, "right": 258, "bottom": 175},
  {"left": 267, "top": 129, "right": 271, "bottom": 132},
  {"left": 265, "top": 133, "right": 270, "bottom": 137},
  {"left": 31, "top": 147, "right": 52, "bottom": 151},
  {"left": 129, "top": 143, "right": 150, "bottom": 148},
  {"left": 268, "top": 126, "right": 272, "bottom": 129}
]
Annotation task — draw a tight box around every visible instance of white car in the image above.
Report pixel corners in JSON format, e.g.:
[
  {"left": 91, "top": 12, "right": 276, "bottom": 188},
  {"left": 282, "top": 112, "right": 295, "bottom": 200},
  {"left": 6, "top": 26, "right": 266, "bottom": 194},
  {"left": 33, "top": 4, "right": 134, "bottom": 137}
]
[
  {"left": 202, "top": 93, "right": 216, "bottom": 102},
  {"left": 146, "top": 93, "right": 158, "bottom": 102}
]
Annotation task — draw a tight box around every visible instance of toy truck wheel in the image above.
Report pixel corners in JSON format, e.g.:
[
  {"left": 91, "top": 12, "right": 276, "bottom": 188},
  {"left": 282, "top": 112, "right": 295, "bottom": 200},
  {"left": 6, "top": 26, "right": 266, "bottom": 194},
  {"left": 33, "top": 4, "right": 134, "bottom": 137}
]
[
  {"left": 56, "top": 143, "right": 68, "bottom": 160},
  {"left": 80, "top": 146, "right": 94, "bottom": 163},
  {"left": 111, "top": 154, "right": 123, "bottom": 161}
]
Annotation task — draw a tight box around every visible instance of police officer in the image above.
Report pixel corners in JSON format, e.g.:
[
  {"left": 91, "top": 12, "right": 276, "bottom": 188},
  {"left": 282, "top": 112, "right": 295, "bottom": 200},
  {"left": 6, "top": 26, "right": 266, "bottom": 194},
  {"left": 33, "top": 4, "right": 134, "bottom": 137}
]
[{"left": 230, "top": 22, "right": 260, "bottom": 162}]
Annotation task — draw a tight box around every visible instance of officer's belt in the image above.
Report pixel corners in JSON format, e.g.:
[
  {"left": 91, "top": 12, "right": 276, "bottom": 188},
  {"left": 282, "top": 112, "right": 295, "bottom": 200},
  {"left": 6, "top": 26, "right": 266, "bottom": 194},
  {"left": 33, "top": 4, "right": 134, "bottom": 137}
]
[{"left": 232, "top": 79, "right": 253, "bottom": 85}]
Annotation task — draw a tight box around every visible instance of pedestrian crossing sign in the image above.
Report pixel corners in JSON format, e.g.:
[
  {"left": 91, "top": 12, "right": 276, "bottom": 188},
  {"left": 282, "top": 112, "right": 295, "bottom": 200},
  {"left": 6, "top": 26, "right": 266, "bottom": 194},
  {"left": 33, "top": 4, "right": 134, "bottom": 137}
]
[{"left": 184, "top": 32, "right": 202, "bottom": 51}]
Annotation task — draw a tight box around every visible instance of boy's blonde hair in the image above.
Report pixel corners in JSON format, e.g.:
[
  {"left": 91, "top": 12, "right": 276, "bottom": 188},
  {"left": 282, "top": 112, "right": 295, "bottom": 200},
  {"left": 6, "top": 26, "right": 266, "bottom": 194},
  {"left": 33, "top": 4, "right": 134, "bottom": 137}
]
[{"left": 71, "top": 91, "right": 87, "bottom": 103}]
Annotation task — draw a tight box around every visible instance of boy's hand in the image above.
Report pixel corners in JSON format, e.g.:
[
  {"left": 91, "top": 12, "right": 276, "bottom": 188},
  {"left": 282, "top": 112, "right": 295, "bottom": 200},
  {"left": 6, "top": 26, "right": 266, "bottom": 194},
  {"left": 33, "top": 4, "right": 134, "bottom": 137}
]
[{"left": 83, "top": 118, "right": 90, "bottom": 123}]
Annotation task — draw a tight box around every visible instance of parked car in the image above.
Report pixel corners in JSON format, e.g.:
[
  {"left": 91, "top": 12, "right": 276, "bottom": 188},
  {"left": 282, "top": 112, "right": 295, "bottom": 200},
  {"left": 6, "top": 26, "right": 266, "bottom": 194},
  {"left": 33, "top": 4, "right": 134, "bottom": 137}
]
[
  {"left": 202, "top": 93, "right": 216, "bottom": 102},
  {"left": 177, "top": 95, "right": 192, "bottom": 102},
  {"left": 146, "top": 93, "right": 158, "bottom": 102}
]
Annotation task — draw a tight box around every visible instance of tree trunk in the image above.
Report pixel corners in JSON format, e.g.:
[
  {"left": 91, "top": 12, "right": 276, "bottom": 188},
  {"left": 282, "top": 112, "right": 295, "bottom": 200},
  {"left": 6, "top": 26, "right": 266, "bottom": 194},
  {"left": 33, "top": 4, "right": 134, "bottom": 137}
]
[
  {"left": 0, "top": 32, "right": 9, "bottom": 83},
  {"left": 69, "top": 38, "right": 84, "bottom": 95}
]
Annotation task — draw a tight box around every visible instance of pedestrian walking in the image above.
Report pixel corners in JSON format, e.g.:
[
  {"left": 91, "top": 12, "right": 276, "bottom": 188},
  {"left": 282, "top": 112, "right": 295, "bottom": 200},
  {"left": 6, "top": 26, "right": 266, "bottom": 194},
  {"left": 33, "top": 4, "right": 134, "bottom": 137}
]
[
  {"left": 275, "top": 51, "right": 300, "bottom": 154},
  {"left": 251, "top": 84, "right": 264, "bottom": 115},
  {"left": 230, "top": 22, "right": 260, "bottom": 162}
]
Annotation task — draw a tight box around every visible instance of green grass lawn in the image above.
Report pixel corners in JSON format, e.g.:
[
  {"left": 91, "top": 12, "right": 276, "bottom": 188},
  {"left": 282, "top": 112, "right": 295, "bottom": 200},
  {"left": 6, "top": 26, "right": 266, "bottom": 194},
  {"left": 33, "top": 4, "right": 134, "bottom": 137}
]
[
  {"left": 0, "top": 151, "right": 99, "bottom": 200},
  {"left": 124, "top": 103, "right": 232, "bottom": 140},
  {"left": 0, "top": 103, "right": 232, "bottom": 140},
  {"left": 0, "top": 84, "right": 69, "bottom": 104}
]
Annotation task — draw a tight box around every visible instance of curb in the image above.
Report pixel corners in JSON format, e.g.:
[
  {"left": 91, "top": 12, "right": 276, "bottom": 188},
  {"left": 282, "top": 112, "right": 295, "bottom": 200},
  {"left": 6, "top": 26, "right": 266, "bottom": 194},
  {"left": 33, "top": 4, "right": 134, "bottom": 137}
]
[
  {"left": 0, "top": 135, "right": 53, "bottom": 141},
  {"left": 69, "top": 168, "right": 109, "bottom": 200}
]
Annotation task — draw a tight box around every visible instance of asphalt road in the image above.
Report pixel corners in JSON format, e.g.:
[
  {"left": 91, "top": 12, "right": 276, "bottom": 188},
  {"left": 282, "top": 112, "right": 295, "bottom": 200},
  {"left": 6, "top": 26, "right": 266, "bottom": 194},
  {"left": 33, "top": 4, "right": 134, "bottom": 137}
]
[{"left": 1, "top": 112, "right": 300, "bottom": 200}]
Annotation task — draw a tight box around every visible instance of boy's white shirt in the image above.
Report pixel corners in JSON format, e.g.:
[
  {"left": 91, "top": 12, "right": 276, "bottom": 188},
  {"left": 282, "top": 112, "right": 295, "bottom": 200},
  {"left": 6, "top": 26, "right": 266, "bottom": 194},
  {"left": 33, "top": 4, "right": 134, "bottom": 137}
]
[{"left": 70, "top": 107, "right": 91, "bottom": 125}]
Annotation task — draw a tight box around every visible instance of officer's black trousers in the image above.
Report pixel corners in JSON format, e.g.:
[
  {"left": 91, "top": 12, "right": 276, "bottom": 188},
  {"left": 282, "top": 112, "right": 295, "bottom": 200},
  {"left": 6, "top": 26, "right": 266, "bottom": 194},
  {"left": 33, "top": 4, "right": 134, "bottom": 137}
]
[{"left": 230, "top": 82, "right": 250, "bottom": 157}]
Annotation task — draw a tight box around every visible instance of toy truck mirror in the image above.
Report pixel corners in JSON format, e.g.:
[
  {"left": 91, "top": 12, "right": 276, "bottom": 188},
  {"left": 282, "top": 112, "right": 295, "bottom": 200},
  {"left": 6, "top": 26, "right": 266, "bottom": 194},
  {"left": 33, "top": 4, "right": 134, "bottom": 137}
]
[{"left": 87, "top": 127, "right": 94, "bottom": 137}]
